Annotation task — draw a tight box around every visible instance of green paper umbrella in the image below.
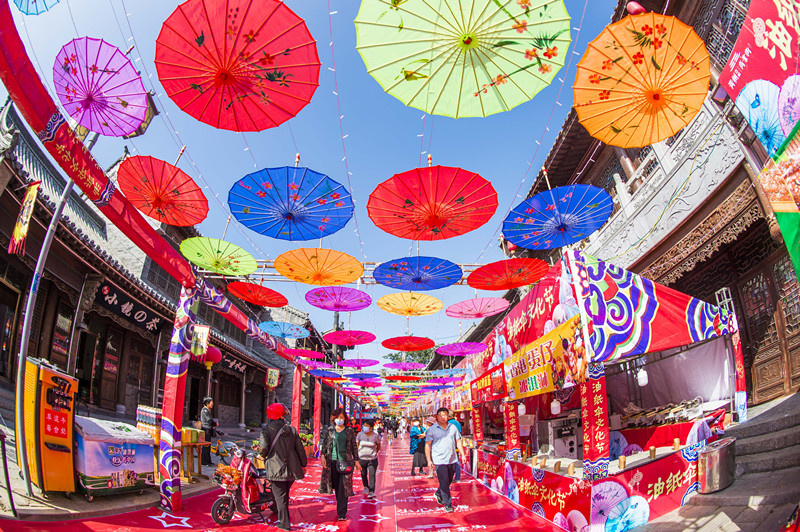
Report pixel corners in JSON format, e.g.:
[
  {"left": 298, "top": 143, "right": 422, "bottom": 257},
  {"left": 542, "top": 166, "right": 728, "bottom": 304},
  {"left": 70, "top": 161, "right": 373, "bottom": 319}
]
[
  {"left": 355, "top": 0, "right": 571, "bottom": 118},
  {"left": 179, "top": 237, "right": 258, "bottom": 276}
]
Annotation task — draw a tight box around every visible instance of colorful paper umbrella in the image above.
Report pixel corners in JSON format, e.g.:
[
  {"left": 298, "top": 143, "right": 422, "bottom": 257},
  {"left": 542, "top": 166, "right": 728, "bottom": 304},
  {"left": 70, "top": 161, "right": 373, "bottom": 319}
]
[
  {"left": 467, "top": 258, "right": 548, "bottom": 291},
  {"left": 355, "top": 0, "right": 571, "bottom": 118},
  {"left": 14, "top": 0, "right": 59, "bottom": 15},
  {"left": 228, "top": 167, "right": 353, "bottom": 241},
  {"left": 430, "top": 368, "right": 469, "bottom": 375},
  {"left": 346, "top": 373, "right": 381, "bottom": 380},
  {"left": 53, "top": 37, "right": 148, "bottom": 137},
  {"left": 117, "top": 156, "right": 208, "bottom": 226},
  {"left": 353, "top": 380, "right": 381, "bottom": 388},
  {"left": 323, "top": 330, "right": 376, "bottom": 346},
  {"left": 437, "top": 342, "right": 487, "bottom": 357},
  {"left": 373, "top": 256, "right": 462, "bottom": 291},
  {"left": 337, "top": 358, "right": 380, "bottom": 369},
  {"left": 573, "top": 13, "right": 710, "bottom": 148},
  {"left": 420, "top": 385, "right": 452, "bottom": 391},
  {"left": 503, "top": 184, "right": 614, "bottom": 249},
  {"left": 298, "top": 359, "right": 332, "bottom": 369},
  {"left": 377, "top": 292, "right": 442, "bottom": 317},
  {"left": 259, "top": 321, "right": 309, "bottom": 339},
  {"left": 285, "top": 348, "right": 325, "bottom": 359},
  {"left": 446, "top": 297, "right": 510, "bottom": 319},
  {"left": 227, "top": 282, "right": 287, "bottom": 307},
  {"left": 384, "top": 361, "right": 427, "bottom": 371},
  {"left": 305, "top": 286, "right": 371, "bottom": 312},
  {"left": 426, "top": 376, "right": 463, "bottom": 384},
  {"left": 381, "top": 336, "right": 435, "bottom": 352},
  {"left": 155, "top": 0, "right": 320, "bottom": 132},
  {"left": 180, "top": 237, "right": 258, "bottom": 275},
  {"left": 309, "top": 370, "right": 341, "bottom": 379},
  {"left": 385, "top": 375, "right": 422, "bottom": 382},
  {"left": 275, "top": 248, "right": 363, "bottom": 286},
  {"left": 736, "top": 79, "right": 785, "bottom": 155},
  {"left": 779, "top": 75, "right": 800, "bottom": 136},
  {"left": 367, "top": 166, "right": 497, "bottom": 240}
]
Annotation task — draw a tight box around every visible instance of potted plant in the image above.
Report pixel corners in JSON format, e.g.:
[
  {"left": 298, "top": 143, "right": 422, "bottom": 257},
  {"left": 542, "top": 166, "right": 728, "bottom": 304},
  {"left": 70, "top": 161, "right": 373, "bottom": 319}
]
[{"left": 299, "top": 422, "right": 314, "bottom": 457}]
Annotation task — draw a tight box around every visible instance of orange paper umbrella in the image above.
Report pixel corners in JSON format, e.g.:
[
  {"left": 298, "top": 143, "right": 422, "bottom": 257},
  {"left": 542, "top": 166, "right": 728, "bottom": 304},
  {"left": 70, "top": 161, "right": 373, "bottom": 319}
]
[
  {"left": 117, "top": 155, "right": 209, "bottom": 226},
  {"left": 274, "top": 248, "right": 363, "bottom": 286},
  {"left": 467, "top": 258, "right": 548, "bottom": 291},
  {"left": 227, "top": 281, "right": 287, "bottom": 307},
  {"left": 377, "top": 292, "right": 442, "bottom": 317},
  {"left": 573, "top": 13, "right": 710, "bottom": 148}
]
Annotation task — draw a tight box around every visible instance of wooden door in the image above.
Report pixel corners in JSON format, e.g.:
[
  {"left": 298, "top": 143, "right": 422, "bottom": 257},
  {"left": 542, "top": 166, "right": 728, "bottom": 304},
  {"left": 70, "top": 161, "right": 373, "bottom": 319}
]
[
  {"left": 771, "top": 255, "right": 800, "bottom": 394},
  {"left": 99, "top": 328, "right": 122, "bottom": 410}
]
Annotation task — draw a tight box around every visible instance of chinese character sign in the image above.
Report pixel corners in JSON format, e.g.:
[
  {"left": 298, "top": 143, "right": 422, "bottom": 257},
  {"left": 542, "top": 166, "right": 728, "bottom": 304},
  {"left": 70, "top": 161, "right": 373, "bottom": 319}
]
[
  {"left": 471, "top": 365, "right": 507, "bottom": 405},
  {"left": 95, "top": 283, "right": 165, "bottom": 332},
  {"left": 44, "top": 409, "right": 68, "bottom": 439},
  {"left": 581, "top": 363, "right": 610, "bottom": 481},
  {"left": 719, "top": 0, "right": 800, "bottom": 154},
  {"left": 503, "top": 401, "right": 521, "bottom": 460},
  {"left": 472, "top": 407, "right": 484, "bottom": 441},
  {"left": 266, "top": 368, "right": 280, "bottom": 390},
  {"left": 506, "top": 460, "right": 592, "bottom": 527}
]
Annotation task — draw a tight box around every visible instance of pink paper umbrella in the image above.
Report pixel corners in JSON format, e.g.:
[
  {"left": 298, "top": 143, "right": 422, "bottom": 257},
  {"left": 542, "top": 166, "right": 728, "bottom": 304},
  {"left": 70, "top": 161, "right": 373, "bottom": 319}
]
[
  {"left": 384, "top": 362, "right": 426, "bottom": 371},
  {"left": 284, "top": 348, "right": 325, "bottom": 359},
  {"left": 338, "top": 358, "right": 380, "bottom": 369},
  {"left": 446, "top": 297, "right": 510, "bottom": 319},
  {"left": 298, "top": 360, "right": 332, "bottom": 369},
  {"left": 323, "top": 330, "right": 376, "bottom": 346},
  {"left": 437, "top": 342, "right": 487, "bottom": 357},
  {"left": 305, "top": 286, "right": 372, "bottom": 312},
  {"left": 426, "top": 376, "right": 464, "bottom": 384},
  {"left": 353, "top": 380, "right": 382, "bottom": 388},
  {"left": 53, "top": 37, "right": 148, "bottom": 137}
]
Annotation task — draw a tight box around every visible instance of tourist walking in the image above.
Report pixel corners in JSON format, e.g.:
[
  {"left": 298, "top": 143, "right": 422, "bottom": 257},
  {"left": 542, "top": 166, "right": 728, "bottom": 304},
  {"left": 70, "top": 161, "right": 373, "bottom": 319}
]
[
  {"left": 424, "top": 417, "right": 436, "bottom": 478},
  {"left": 387, "top": 418, "right": 394, "bottom": 447},
  {"left": 356, "top": 419, "right": 381, "bottom": 498},
  {"left": 409, "top": 417, "right": 428, "bottom": 476},
  {"left": 259, "top": 404, "right": 307, "bottom": 531},
  {"left": 448, "top": 411, "right": 463, "bottom": 482},
  {"left": 425, "top": 407, "right": 467, "bottom": 513},
  {"left": 200, "top": 397, "right": 221, "bottom": 466},
  {"left": 319, "top": 408, "right": 360, "bottom": 522},
  {"left": 399, "top": 417, "right": 407, "bottom": 440}
]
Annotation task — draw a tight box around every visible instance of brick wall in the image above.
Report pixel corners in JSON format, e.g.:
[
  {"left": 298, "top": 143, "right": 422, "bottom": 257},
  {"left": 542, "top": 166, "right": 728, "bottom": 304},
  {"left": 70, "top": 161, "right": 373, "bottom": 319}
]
[{"left": 217, "top": 404, "right": 240, "bottom": 427}]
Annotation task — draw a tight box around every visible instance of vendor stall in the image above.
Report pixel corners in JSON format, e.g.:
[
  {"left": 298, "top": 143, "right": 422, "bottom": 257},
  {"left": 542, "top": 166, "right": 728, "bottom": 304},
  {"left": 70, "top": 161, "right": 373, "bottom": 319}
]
[{"left": 411, "top": 250, "right": 745, "bottom": 531}]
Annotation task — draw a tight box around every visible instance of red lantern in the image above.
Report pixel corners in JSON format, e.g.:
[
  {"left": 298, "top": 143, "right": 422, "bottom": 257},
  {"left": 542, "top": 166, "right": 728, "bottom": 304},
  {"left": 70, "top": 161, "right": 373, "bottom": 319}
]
[
  {"left": 626, "top": 1, "right": 646, "bottom": 14},
  {"left": 204, "top": 345, "right": 222, "bottom": 370},
  {"left": 506, "top": 242, "right": 517, "bottom": 253}
]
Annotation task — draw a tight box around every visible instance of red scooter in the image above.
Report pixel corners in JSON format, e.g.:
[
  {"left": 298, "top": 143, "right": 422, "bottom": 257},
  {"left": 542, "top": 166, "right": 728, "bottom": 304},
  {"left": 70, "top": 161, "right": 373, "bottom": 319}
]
[{"left": 211, "top": 448, "right": 276, "bottom": 525}]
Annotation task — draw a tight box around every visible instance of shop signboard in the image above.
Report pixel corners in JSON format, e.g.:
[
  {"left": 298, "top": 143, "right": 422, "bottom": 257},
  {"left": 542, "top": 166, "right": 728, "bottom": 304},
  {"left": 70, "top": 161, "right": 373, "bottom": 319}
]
[
  {"left": 502, "top": 401, "right": 521, "bottom": 460},
  {"left": 718, "top": 0, "right": 800, "bottom": 154},
  {"left": 266, "top": 368, "right": 280, "bottom": 390},
  {"left": 471, "top": 407, "right": 484, "bottom": 441},
  {"left": 452, "top": 383, "right": 471, "bottom": 411},
  {"left": 94, "top": 283, "right": 166, "bottom": 332},
  {"left": 470, "top": 364, "right": 506, "bottom": 405},
  {"left": 221, "top": 354, "right": 247, "bottom": 373}
]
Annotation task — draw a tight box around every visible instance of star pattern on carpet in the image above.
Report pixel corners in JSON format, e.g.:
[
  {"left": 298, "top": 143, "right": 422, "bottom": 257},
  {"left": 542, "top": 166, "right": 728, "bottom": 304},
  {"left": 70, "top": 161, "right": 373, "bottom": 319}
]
[
  {"left": 147, "top": 511, "right": 192, "bottom": 528},
  {"left": 359, "top": 513, "right": 390, "bottom": 522}
]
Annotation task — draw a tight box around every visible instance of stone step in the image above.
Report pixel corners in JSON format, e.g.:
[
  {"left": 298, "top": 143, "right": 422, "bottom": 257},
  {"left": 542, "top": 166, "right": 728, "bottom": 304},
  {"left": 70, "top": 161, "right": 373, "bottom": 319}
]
[
  {"left": 735, "top": 444, "right": 800, "bottom": 476},
  {"left": 736, "top": 424, "right": 800, "bottom": 455},
  {"left": 689, "top": 466, "right": 800, "bottom": 507},
  {"left": 726, "top": 409, "right": 800, "bottom": 439}
]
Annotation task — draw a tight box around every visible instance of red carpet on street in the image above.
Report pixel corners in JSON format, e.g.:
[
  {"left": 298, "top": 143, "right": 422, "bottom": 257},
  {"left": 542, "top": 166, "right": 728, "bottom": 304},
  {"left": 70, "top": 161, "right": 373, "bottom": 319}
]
[{"left": 0, "top": 437, "right": 558, "bottom": 531}]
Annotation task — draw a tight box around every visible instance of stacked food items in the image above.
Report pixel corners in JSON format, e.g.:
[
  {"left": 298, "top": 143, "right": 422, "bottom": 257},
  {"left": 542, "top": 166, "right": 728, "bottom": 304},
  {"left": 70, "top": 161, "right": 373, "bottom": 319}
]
[{"left": 136, "top": 405, "right": 162, "bottom": 444}]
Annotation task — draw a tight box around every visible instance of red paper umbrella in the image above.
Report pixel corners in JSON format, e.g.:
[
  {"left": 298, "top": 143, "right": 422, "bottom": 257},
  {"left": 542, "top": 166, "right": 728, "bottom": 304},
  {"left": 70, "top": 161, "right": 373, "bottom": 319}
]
[
  {"left": 284, "top": 348, "right": 325, "bottom": 359},
  {"left": 381, "top": 336, "right": 435, "bottom": 352},
  {"left": 117, "top": 156, "right": 209, "bottom": 226},
  {"left": 323, "top": 330, "right": 376, "bottom": 346},
  {"left": 384, "top": 375, "right": 422, "bottom": 382},
  {"left": 227, "top": 281, "right": 288, "bottom": 307},
  {"left": 367, "top": 166, "right": 498, "bottom": 240},
  {"left": 467, "top": 258, "right": 549, "bottom": 291},
  {"left": 445, "top": 297, "right": 510, "bottom": 319},
  {"left": 155, "top": 0, "right": 320, "bottom": 132},
  {"left": 337, "top": 359, "right": 380, "bottom": 369}
]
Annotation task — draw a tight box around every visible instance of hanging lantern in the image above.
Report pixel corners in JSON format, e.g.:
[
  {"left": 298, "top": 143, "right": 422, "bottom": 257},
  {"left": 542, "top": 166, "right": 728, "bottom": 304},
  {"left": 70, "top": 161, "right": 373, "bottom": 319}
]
[
  {"left": 204, "top": 345, "right": 222, "bottom": 371},
  {"left": 636, "top": 368, "right": 649, "bottom": 387},
  {"left": 518, "top": 402, "right": 526, "bottom": 416},
  {"left": 550, "top": 398, "right": 561, "bottom": 416}
]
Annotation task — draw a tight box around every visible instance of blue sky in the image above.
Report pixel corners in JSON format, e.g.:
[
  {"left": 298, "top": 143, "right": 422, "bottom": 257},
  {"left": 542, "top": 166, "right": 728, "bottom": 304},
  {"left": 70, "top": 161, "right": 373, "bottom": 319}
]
[{"left": 4, "top": 0, "right": 618, "bottom": 364}]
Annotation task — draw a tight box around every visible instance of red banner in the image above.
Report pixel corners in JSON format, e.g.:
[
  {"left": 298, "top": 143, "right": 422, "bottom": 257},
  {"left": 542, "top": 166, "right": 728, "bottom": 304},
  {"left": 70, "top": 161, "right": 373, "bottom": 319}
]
[
  {"left": 471, "top": 364, "right": 507, "bottom": 404},
  {"left": 503, "top": 401, "right": 521, "bottom": 459},
  {"left": 8, "top": 180, "right": 40, "bottom": 256},
  {"left": 580, "top": 363, "right": 610, "bottom": 481},
  {"left": 471, "top": 407, "right": 484, "bottom": 441}
]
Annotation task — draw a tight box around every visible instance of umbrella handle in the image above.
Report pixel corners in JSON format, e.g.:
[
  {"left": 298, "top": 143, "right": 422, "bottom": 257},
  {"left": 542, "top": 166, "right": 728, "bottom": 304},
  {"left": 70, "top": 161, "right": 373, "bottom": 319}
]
[{"left": 221, "top": 215, "right": 231, "bottom": 241}]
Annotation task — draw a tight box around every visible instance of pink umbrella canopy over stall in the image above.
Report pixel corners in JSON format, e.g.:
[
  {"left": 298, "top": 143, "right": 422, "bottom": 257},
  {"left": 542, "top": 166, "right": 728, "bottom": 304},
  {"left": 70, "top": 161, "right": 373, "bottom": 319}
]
[
  {"left": 53, "top": 36, "right": 148, "bottom": 137},
  {"left": 305, "top": 286, "right": 372, "bottom": 312},
  {"left": 323, "top": 330, "right": 376, "bottom": 346},
  {"left": 445, "top": 297, "right": 510, "bottom": 319}
]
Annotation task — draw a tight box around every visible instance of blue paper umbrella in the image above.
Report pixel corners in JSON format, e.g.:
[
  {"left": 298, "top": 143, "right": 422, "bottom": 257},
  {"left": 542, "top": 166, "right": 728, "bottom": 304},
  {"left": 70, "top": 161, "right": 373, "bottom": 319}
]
[
  {"left": 503, "top": 184, "right": 613, "bottom": 250},
  {"left": 373, "top": 256, "right": 462, "bottom": 291},
  {"left": 14, "top": 0, "right": 60, "bottom": 14},
  {"left": 258, "top": 321, "right": 310, "bottom": 339},
  {"left": 736, "top": 79, "right": 786, "bottom": 156},
  {"left": 228, "top": 166, "right": 354, "bottom": 241},
  {"left": 309, "top": 370, "right": 342, "bottom": 379},
  {"left": 346, "top": 373, "right": 381, "bottom": 380}
]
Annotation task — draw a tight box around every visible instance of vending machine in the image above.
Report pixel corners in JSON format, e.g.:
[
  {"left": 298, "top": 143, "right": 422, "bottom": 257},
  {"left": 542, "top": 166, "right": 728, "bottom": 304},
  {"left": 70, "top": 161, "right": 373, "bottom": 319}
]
[{"left": 16, "top": 358, "right": 77, "bottom": 495}]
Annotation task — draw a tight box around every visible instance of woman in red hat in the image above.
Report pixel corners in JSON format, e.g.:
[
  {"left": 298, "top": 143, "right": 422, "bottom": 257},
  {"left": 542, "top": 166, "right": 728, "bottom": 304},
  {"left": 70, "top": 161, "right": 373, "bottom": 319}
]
[{"left": 259, "top": 403, "right": 307, "bottom": 531}]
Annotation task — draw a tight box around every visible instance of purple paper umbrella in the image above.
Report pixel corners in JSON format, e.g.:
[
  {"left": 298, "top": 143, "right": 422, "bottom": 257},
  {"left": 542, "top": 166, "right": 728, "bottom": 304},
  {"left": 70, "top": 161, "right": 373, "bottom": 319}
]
[
  {"left": 384, "top": 362, "right": 426, "bottom": 371},
  {"left": 779, "top": 74, "right": 800, "bottom": 135},
  {"left": 305, "top": 286, "right": 372, "bottom": 312},
  {"left": 298, "top": 360, "right": 333, "bottom": 369},
  {"left": 591, "top": 480, "right": 629, "bottom": 525},
  {"left": 337, "top": 358, "right": 380, "bottom": 368},
  {"left": 53, "top": 37, "right": 148, "bottom": 137},
  {"left": 446, "top": 297, "right": 510, "bottom": 319},
  {"left": 426, "top": 376, "right": 464, "bottom": 384},
  {"left": 437, "top": 342, "right": 487, "bottom": 357}
]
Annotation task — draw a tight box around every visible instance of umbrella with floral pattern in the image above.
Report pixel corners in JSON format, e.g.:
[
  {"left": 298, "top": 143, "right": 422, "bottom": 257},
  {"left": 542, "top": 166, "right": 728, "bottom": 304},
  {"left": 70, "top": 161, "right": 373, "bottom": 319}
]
[{"left": 180, "top": 237, "right": 257, "bottom": 276}]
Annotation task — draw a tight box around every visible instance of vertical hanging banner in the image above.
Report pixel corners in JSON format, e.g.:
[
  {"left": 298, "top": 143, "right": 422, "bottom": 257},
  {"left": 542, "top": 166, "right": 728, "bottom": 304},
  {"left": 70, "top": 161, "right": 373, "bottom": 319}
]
[
  {"left": 718, "top": 0, "right": 800, "bottom": 154},
  {"left": 266, "top": 368, "right": 280, "bottom": 390},
  {"left": 471, "top": 406, "right": 484, "bottom": 442},
  {"left": 8, "top": 180, "right": 40, "bottom": 256},
  {"left": 580, "top": 362, "right": 610, "bottom": 481},
  {"left": 503, "top": 401, "right": 521, "bottom": 460},
  {"left": 190, "top": 324, "right": 210, "bottom": 360}
]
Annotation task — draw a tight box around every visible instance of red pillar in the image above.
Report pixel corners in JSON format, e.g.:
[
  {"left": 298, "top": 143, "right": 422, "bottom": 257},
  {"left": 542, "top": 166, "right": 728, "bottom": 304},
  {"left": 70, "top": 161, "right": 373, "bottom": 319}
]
[
  {"left": 313, "top": 378, "right": 322, "bottom": 452},
  {"left": 291, "top": 364, "right": 302, "bottom": 429}
]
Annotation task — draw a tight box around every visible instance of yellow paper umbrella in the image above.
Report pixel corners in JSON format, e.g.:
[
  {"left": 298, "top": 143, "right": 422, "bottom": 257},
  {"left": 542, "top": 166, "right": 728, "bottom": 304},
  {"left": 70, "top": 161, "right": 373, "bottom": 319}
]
[
  {"left": 573, "top": 13, "right": 710, "bottom": 148},
  {"left": 274, "top": 248, "right": 363, "bottom": 286},
  {"left": 377, "top": 292, "right": 442, "bottom": 316}
]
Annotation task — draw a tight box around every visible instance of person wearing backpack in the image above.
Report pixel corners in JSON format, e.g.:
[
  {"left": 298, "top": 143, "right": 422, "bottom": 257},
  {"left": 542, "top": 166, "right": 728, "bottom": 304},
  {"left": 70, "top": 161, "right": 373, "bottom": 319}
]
[{"left": 259, "top": 403, "right": 307, "bottom": 531}]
